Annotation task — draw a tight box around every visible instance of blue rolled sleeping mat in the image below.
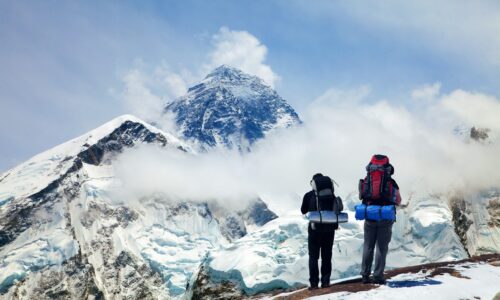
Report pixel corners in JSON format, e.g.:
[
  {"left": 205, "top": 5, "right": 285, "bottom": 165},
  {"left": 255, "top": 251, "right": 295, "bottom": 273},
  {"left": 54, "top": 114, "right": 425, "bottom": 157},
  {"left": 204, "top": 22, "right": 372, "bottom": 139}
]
[
  {"left": 307, "top": 211, "right": 349, "bottom": 223},
  {"left": 355, "top": 204, "right": 396, "bottom": 221}
]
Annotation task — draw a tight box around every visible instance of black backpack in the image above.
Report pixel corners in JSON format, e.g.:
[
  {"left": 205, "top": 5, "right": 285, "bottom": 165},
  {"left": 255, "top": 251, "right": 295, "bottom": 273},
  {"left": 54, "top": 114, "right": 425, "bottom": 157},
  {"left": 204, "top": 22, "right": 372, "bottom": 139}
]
[{"left": 311, "top": 176, "right": 343, "bottom": 213}]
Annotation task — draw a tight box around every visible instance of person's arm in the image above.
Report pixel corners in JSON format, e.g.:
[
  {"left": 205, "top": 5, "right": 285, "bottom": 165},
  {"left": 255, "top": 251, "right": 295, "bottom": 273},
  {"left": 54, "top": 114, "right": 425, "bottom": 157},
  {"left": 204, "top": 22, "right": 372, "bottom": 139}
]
[
  {"left": 301, "top": 193, "right": 309, "bottom": 214},
  {"left": 392, "top": 179, "right": 402, "bottom": 206},
  {"left": 395, "top": 189, "right": 402, "bottom": 206}
]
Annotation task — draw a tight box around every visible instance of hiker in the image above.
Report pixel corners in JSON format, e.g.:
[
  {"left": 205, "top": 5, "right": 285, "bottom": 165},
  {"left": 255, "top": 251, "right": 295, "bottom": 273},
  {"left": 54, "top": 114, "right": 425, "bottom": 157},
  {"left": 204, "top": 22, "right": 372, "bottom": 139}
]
[
  {"left": 357, "top": 154, "right": 401, "bottom": 284},
  {"left": 301, "top": 173, "right": 343, "bottom": 290}
]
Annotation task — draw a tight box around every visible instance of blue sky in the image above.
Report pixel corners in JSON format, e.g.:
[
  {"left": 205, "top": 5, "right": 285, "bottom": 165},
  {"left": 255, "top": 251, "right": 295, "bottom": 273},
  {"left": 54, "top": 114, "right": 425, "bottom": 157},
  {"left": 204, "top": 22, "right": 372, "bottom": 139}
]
[{"left": 1, "top": 0, "right": 499, "bottom": 171}]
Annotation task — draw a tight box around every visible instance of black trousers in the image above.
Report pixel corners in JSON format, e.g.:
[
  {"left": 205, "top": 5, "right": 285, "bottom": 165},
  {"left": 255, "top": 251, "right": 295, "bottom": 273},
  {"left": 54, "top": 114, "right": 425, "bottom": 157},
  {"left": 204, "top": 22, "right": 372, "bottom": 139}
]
[{"left": 308, "top": 228, "right": 335, "bottom": 287}]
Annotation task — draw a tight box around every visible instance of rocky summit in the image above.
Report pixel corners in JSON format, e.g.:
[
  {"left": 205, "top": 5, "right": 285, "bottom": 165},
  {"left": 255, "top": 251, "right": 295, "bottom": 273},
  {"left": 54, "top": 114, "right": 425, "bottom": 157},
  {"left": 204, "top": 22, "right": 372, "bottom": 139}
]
[{"left": 164, "top": 65, "right": 301, "bottom": 151}]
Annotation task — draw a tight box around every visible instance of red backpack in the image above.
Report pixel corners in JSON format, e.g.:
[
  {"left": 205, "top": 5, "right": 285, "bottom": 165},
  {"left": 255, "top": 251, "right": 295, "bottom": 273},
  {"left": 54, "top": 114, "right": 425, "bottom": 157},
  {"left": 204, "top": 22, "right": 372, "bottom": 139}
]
[{"left": 359, "top": 154, "right": 395, "bottom": 204}]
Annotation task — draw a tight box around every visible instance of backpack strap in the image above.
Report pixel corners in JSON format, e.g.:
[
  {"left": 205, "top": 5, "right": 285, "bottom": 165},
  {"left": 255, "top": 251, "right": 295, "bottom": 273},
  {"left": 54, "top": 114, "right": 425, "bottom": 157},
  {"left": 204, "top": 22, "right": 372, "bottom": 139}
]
[{"left": 314, "top": 190, "right": 322, "bottom": 223}]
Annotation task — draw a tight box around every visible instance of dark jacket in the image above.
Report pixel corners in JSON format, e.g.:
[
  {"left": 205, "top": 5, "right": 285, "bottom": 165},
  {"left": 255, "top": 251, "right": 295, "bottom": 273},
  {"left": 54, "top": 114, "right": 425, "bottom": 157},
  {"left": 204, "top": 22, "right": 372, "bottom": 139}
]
[{"left": 301, "top": 191, "right": 339, "bottom": 231}]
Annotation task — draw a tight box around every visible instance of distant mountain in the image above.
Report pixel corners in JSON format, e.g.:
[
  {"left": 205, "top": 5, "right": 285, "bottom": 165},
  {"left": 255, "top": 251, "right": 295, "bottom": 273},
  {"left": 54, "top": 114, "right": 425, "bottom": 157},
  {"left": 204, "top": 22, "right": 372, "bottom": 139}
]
[
  {"left": 164, "top": 65, "right": 301, "bottom": 150},
  {"left": 0, "top": 115, "right": 277, "bottom": 298}
]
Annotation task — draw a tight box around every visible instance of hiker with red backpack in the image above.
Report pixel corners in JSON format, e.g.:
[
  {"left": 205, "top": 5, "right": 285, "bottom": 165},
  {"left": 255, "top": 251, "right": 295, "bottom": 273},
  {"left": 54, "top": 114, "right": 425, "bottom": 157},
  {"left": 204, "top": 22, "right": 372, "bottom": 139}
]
[
  {"left": 355, "top": 155, "right": 401, "bottom": 284},
  {"left": 301, "top": 173, "right": 347, "bottom": 290}
]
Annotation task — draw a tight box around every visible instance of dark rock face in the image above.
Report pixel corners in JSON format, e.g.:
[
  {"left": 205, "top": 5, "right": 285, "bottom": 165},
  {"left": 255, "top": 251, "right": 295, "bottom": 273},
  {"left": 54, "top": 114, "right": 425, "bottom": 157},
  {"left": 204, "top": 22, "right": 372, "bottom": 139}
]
[
  {"left": 450, "top": 196, "right": 473, "bottom": 256},
  {"left": 165, "top": 65, "right": 301, "bottom": 150},
  {"left": 208, "top": 198, "right": 278, "bottom": 242},
  {"left": 218, "top": 214, "right": 247, "bottom": 241},
  {"left": 78, "top": 120, "right": 172, "bottom": 165},
  {"left": 470, "top": 126, "right": 490, "bottom": 142},
  {"left": 8, "top": 250, "right": 104, "bottom": 299},
  {"left": 0, "top": 168, "right": 81, "bottom": 248},
  {"left": 487, "top": 198, "right": 500, "bottom": 228},
  {"left": 240, "top": 198, "right": 278, "bottom": 227},
  {"left": 191, "top": 264, "right": 243, "bottom": 300}
]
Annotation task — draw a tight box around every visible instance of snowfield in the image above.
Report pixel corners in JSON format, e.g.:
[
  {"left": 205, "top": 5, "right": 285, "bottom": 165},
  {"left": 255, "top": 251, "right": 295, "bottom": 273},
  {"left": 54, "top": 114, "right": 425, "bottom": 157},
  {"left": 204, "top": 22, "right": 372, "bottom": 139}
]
[{"left": 306, "top": 261, "right": 500, "bottom": 300}]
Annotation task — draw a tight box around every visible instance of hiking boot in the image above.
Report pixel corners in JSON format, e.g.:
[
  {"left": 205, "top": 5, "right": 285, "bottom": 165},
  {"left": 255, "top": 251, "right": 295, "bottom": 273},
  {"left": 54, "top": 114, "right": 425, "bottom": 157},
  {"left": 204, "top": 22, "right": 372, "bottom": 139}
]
[
  {"left": 321, "top": 283, "right": 330, "bottom": 289},
  {"left": 362, "top": 275, "right": 371, "bottom": 284},
  {"left": 372, "top": 277, "right": 386, "bottom": 285},
  {"left": 308, "top": 286, "right": 319, "bottom": 291}
]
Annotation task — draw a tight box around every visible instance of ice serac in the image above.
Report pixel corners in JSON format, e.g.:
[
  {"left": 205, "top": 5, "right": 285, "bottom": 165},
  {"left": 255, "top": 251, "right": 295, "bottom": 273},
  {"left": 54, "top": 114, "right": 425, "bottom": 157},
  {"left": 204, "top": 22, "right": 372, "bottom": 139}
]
[{"left": 164, "top": 65, "right": 301, "bottom": 150}]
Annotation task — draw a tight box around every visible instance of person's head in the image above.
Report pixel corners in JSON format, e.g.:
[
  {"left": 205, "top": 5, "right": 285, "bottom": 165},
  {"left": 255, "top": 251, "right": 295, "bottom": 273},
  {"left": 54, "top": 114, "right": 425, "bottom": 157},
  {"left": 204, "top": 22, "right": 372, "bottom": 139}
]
[
  {"left": 388, "top": 164, "right": 395, "bottom": 175},
  {"left": 312, "top": 173, "right": 323, "bottom": 180}
]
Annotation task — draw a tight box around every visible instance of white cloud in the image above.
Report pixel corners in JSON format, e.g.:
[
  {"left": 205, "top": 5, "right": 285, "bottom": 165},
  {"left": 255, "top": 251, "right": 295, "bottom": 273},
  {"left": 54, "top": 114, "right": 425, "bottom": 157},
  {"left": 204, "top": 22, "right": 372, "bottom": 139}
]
[
  {"left": 206, "top": 27, "right": 279, "bottom": 87},
  {"left": 411, "top": 82, "right": 441, "bottom": 102},
  {"left": 163, "top": 74, "right": 187, "bottom": 98},
  {"left": 153, "top": 64, "right": 194, "bottom": 100},
  {"left": 122, "top": 69, "right": 164, "bottom": 123},
  {"left": 440, "top": 90, "right": 500, "bottom": 132},
  {"left": 121, "top": 62, "right": 192, "bottom": 127}
]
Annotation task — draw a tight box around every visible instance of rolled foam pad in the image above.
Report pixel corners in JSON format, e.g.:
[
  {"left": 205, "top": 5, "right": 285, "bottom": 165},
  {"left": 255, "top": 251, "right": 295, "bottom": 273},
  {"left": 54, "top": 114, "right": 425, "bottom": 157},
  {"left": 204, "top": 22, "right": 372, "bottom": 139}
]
[
  {"left": 355, "top": 204, "right": 367, "bottom": 220},
  {"left": 366, "top": 205, "right": 382, "bottom": 221},
  {"left": 381, "top": 205, "right": 396, "bottom": 221},
  {"left": 307, "top": 211, "right": 349, "bottom": 223}
]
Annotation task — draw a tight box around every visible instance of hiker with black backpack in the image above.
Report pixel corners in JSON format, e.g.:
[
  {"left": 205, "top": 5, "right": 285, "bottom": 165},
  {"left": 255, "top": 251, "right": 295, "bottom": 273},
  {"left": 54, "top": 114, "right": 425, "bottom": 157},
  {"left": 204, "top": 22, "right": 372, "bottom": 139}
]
[
  {"left": 355, "top": 154, "right": 401, "bottom": 285},
  {"left": 301, "top": 173, "right": 347, "bottom": 290}
]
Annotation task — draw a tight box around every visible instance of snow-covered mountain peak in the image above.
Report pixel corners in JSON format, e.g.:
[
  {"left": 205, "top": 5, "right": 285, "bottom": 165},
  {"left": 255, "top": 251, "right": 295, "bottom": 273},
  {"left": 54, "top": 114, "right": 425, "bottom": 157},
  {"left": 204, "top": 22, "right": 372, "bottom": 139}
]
[
  {"left": 0, "top": 114, "right": 187, "bottom": 201},
  {"left": 164, "top": 65, "right": 301, "bottom": 150},
  {"left": 201, "top": 64, "right": 266, "bottom": 88}
]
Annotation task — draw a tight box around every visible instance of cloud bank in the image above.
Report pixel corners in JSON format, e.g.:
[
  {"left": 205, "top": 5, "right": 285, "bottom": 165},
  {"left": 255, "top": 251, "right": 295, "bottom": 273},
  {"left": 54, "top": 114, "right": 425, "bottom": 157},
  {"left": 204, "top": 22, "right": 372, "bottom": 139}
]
[{"left": 114, "top": 85, "right": 500, "bottom": 214}]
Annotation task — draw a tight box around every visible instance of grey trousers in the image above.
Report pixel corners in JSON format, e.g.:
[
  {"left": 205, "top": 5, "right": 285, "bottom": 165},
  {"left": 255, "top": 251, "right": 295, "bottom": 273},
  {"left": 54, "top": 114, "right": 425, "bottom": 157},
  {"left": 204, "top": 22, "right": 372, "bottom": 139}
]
[{"left": 360, "top": 220, "right": 393, "bottom": 279}]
